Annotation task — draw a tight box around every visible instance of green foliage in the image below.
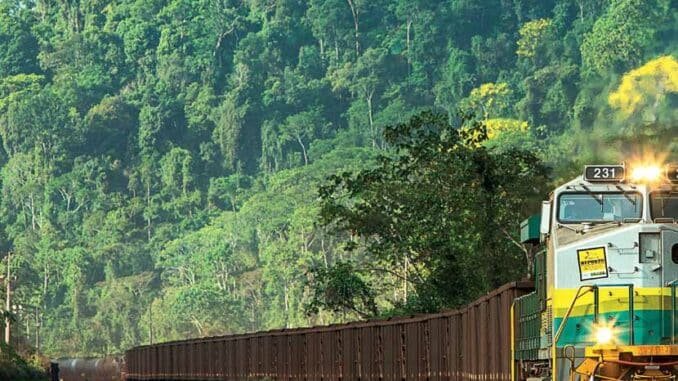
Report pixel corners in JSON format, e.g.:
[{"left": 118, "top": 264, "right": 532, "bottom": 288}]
[
  {"left": 0, "top": 0, "right": 672, "bottom": 358},
  {"left": 434, "top": 48, "right": 473, "bottom": 119},
  {"left": 0, "top": 341, "right": 46, "bottom": 381},
  {"left": 517, "top": 19, "right": 552, "bottom": 59},
  {"left": 0, "top": 2, "right": 40, "bottom": 78},
  {"left": 580, "top": 0, "right": 667, "bottom": 75},
  {"left": 317, "top": 112, "right": 549, "bottom": 312},
  {"left": 306, "top": 261, "right": 377, "bottom": 318}
]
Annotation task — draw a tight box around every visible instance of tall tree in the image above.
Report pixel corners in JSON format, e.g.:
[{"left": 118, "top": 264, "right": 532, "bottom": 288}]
[{"left": 317, "top": 112, "right": 549, "bottom": 312}]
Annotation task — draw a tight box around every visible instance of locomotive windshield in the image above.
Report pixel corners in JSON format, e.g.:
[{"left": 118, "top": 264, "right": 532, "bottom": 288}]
[
  {"left": 650, "top": 191, "right": 678, "bottom": 220},
  {"left": 558, "top": 192, "right": 642, "bottom": 223}
]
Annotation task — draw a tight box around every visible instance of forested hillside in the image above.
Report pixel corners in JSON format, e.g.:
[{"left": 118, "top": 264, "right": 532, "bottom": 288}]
[{"left": 0, "top": 0, "right": 675, "bottom": 356}]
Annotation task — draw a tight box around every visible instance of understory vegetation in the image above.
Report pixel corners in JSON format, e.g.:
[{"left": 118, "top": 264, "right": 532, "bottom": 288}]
[
  {"left": 0, "top": 342, "right": 46, "bottom": 380},
  {"left": 0, "top": 0, "right": 675, "bottom": 356}
]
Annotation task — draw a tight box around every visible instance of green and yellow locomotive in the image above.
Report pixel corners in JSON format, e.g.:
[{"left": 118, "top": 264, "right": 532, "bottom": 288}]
[{"left": 513, "top": 163, "right": 678, "bottom": 381}]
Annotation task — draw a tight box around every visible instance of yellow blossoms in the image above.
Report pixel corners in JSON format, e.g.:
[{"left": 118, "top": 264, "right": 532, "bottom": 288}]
[{"left": 608, "top": 55, "right": 678, "bottom": 117}]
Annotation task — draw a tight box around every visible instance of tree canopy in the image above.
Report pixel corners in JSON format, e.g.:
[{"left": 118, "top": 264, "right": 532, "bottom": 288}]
[{"left": 0, "top": 0, "right": 674, "bottom": 357}]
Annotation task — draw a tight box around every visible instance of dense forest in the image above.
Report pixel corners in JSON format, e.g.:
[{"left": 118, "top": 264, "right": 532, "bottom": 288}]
[{"left": 0, "top": 0, "right": 676, "bottom": 356}]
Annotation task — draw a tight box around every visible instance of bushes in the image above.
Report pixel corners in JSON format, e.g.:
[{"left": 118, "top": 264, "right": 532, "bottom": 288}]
[{"left": 0, "top": 343, "right": 46, "bottom": 381}]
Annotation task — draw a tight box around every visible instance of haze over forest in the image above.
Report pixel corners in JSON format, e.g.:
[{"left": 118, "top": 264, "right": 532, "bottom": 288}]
[{"left": 0, "top": 0, "right": 675, "bottom": 356}]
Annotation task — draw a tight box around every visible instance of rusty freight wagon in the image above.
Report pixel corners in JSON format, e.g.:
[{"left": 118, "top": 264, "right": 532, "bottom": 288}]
[{"left": 124, "top": 281, "right": 532, "bottom": 381}]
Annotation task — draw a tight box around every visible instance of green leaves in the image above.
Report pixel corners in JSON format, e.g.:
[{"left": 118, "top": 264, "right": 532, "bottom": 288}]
[
  {"left": 306, "top": 261, "right": 377, "bottom": 318},
  {"left": 212, "top": 96, "right": 246, "bottom": 171},
  {"left": 581, "top": 0, "right": 665, "bottom": 75},
  {"left": 2, "top": 87, "right": 79, "bottom": 163},
  {"left": 0, "top": 0, "right": 672, "bottom": 357},
  {"left": 516, "top": 19, "right": 552, "bottom": 59},
  {"left": 0, "top": 2, "right": 40, "bottom": 77},
  {"left": 316, "top": 112, "right": 549, "bottom": 313}
]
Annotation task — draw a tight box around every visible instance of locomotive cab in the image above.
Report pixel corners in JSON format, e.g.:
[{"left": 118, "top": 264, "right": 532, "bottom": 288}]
[{"left": 513, "top": 163, "right": 678, "bottom": 381}]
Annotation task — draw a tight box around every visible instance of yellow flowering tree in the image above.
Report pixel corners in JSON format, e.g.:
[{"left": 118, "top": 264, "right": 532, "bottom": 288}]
[
  {"left": 462, "top": 82, "right": 512, "bottom": 120},
  {"left": 461, "top": 83, "right": 530, "bottom": 142},
  {"left": 516, "top": 19, "right": 552, "bottom": 59},
  {"left": 486, "top": 118, "right": 529, "bottom": 139},
  {"left": 608, "top": 56, "right": 678, "bottom": 121}
]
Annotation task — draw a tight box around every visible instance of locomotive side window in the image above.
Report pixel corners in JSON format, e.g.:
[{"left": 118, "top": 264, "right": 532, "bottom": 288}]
[
  {"left": 673, "top": 244, "right": 678, "bottom": 265},
  {"left": 557, "top": 192, "right": 642, "bottom": 223},
  {"left": 650, "top": 191, "right": 678, "bottom": 221}
]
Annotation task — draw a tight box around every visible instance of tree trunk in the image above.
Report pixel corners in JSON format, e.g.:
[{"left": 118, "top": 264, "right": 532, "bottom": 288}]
[
  {"left": 347, "top": 0, "right": 360, "bottom": 57},
  {"left": 366, "top": 91, "right": 375, "bottom": 147},
  {"left": 403, "top": 257, "right": 408, "bottom": 303},
  {"left": 43, "top": 266, "right": 48, "bottom": 309},
  {"left": 29, "top": 194, "right": 36, "bottom": 230},
  {"left": 191, "top": 316, "right": 204, "bottom": 336},
  {"left": 146, "top": 182, "right": 152, "bottom": 241},
  {"left": 321, "top": 237, "right": 329, "bottom": 267},
  {"left": 297, "top": 136, "right": 308, "bottom": 165},
  {"left": 406, "top": 18, "right": 412, "bottom": 73},
  {"left": 283, "top": 282, "right": 290, "bottom": 327},
  {"left": 525, "top": 245, "right": 537, "bottom": 280}
]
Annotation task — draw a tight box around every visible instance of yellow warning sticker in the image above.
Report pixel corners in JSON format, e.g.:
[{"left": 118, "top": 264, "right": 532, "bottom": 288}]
[{"left": 577, "top": 247, "right": 608, "bottom": 281}]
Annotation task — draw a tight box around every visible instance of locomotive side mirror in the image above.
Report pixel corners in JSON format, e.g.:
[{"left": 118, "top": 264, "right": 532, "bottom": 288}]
[{"left": 540, "top": 201, "right": 551, "bottom": 236}]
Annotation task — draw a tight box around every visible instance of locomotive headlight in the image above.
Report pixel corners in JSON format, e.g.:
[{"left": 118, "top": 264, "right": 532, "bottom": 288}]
[
  {"left": 594, "top": 326, "right": 614, "bottom": 345},
  {"left": 630, "top": 165, "right": 662, "bottom": 182}
]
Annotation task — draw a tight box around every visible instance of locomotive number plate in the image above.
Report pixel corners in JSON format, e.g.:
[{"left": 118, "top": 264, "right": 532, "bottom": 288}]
[{"left": 584, "top": 165, "right": 625, "bottom": 182}]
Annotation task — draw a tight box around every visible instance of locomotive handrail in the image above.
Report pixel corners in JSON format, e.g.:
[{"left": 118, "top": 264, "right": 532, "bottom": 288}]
[
  {"left": 553, "top": 286, "right": 595, "bottom": 346},
  {"left": 667, "top": 279, "right": 678, "bottom": 344}
]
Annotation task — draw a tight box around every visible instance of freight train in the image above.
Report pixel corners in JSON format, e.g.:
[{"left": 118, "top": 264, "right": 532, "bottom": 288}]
[{"left": 58, "top": 162, "right": 678, "bottom": 381}]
